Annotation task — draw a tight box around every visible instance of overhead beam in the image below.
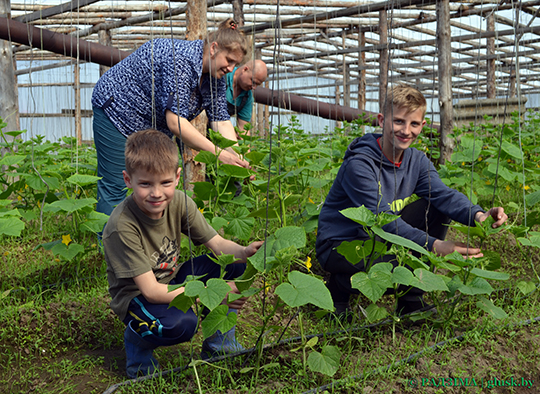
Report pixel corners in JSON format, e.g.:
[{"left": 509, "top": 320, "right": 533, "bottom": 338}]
[{"left": 13, "top": 0, "right": 100, "bottom": 23}]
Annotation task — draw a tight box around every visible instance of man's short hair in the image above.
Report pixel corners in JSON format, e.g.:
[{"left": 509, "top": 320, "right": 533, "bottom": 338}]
[
  {"left": 125, "top": 129, "right": 179, "bottom": 175},
  {"left": 383, "top": 84, "right": 427, "bottom": 117}
]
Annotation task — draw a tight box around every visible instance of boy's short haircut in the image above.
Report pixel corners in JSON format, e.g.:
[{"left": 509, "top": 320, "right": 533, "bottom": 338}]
[
  {"left": 125, "top": 129, "right": 179, "bottom": 175},
  {"left": 383, "top": 84, "right": 427, "bottom": 118}
]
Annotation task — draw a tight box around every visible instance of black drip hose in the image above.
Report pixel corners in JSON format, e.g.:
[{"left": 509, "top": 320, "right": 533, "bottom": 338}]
[{"left": 102, "top": 314, "right": 540, "bottom": 394}]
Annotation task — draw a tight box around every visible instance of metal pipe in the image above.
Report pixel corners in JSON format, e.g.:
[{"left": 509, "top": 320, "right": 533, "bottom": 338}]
[
  {"left": 1, "top": 17, "right": 381, "bottom": 125},
  {"left": 0, "top": 17, "right": 128, "bottom": 67}
]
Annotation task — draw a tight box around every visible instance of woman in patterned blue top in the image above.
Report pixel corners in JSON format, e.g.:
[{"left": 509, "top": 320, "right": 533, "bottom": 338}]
[{"left": 92, "top": 19, "right": 249, "bottom": 216}]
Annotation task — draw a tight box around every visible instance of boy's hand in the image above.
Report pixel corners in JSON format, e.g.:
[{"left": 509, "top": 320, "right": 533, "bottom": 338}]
[
  {"left": 475, "top": 207, "right": 508, "bottom": 228},
  {"left": 225, "top": 281, "right": 247, "bottom": 310},
  {"left": 244, "top": 241, "right": 264, "bottom": 260},
  {"left": 433, "top": 240, "right": 483, "bottom": 258}
]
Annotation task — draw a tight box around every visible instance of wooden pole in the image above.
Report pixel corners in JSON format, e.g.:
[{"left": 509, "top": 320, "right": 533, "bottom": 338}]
[
  {"left": 74, "top": 64, "right": 82, "bottom": 146},
  {"left": 335, "top": 85, "right": 342, "bottom": 129},
  {"left": 98, "top": 30, "right": 112, "bottom": 77},
  {"left": 0, "top": 0, "right": 20, "bottom": 154},
  {"left": 184, "top": 0, "right": 207, "bottom": 190},
  {"left": 379, "top": 9, "right": 388, "bottom": 110},
  {"left": 486, "top": 13, "right": 496, "bottom": 99},
  {"left": 437, "top": 0, "right": 453, "bottom": 165},
  {"left": 358, "top": 31, "right": 366, "bottom": 111},
  {"left": 342, "top": 31, "right": 350, "bottom": 108}
]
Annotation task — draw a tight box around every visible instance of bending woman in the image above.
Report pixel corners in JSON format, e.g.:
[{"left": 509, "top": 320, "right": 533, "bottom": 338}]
[{"left": 92, "top": 19, "right": 249, "bottom": 215}]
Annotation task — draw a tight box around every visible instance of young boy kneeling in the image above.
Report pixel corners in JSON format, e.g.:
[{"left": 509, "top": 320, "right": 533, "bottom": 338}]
[{"left": 103, "top": 129, "right": 262, "bottom": 378}]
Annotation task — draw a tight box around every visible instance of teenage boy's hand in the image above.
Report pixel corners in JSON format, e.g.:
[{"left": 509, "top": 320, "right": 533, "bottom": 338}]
[
  {"left": 432, "top": 240, "right": 483, "bottom": 258},
  {"left": 475, "top": 207, "right": 508, "bottom": 228}
]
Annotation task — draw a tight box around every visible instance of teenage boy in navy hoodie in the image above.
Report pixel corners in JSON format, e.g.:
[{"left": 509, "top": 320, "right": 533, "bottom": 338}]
[{"left": 316, "top": 84, "right": 507, "bottom": 318}]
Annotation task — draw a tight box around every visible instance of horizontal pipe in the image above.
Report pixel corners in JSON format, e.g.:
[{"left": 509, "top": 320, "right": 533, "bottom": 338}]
[
  {"left": 0, "top": 17, "right": 128, "bottom": 67},
  {"left": 254, "top": 87, "right": 378, "bottom": 124}
]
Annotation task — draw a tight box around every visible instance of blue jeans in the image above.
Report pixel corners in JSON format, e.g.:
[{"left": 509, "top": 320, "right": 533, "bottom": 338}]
[
  {"left": 93, "top": 107, "right": 128, "bottom": 216},
  {"left": 122, "top": 254, "right": 246, "bottom": 347}
]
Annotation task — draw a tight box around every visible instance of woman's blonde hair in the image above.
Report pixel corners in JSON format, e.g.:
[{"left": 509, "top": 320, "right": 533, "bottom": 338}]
[{"left": 206, "top": 18, "right": 248, "bottom": 58}]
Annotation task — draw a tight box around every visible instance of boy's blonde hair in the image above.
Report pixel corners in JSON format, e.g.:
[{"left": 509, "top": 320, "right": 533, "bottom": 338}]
[
  {"left": 125, "top": 129, "right": 179, "bottom": 175},
  {"left": 206, "top": 18, "right": 248, "bottom": 58},
  {"left": 383, "top": 84, "right": 427, "bottom": 117}
]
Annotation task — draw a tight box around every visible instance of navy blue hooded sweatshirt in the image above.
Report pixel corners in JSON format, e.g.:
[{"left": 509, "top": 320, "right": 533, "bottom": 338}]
[{"left": 316, "top": 133, "right": 484, "bottom": 263}]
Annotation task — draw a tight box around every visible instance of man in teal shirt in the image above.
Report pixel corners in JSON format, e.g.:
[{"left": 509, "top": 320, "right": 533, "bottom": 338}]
[{"left": 226, "top": 59, "right": 268, "bottom": 131}]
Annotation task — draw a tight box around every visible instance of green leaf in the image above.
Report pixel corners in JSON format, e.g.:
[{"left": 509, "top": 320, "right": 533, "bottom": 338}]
[
  {"left": 470, "top": 268, "right": 509, "bottom": 281},
  {"left": 194, "top": 150, "right": 218, "bottom": 164},
  {"left": 211, "top": 217, "right": 229, "bottom": 232},
  {"left": 79, "top": 211, "right": 109, "bottom": 234},
  {"left": 516, "top": 280, "right": 536, "bottom": 295},
  {"left": 247, "top": 206, "right": 279, "bottom": 219},
  {"left": 372, "top": 227, "right": 429, "bottom": 256},
  {"left": 410, "top": 269, "right": 449, "bottom": 292},
  {"left": 275, "top": 271, "right": 333, "bottom": 310},
  {"left": 0, "top": 217, "right": 25, "bottom": 237},
  {"left": 336, "top": 239, "right": 386, "bottom": 265},
  {"left": 66, "top": 174, "right": 101, "bottom": 187},
  {"left": 350, "top": 263, "right": 393, "bottom": 303},
  {"left": 192, "top": 182, "right": 217, "bottom": 201},
  {"left": 245, "top": 151, "right": 266, "bottom": 165},
  {"left": 365, "top": 303, "right": 389, "bottom": 323},
  {"left": 476, "top": 296, "right": 508, "bottom": 320},
  {"left": 340, "top": 205, "right": 377, "bottom": 227},
  {"left": 200, "top": 304, "right": 237, "bottom": 339},
  {"left": 307, "top": 345, "right": 341, "bottom": 377},
  {"left": 458, "top": 277, "right": 493, "bottom": 295},
  {"left": 0, "top": 154, "right": 25, "bottom": 166},
  {"left": 43, "top": 198, "right": 97, "bottom": 214},
  {"left": 51, "top": 242, "right": 85, "bottom": 261},
  {"left": 25, "top": 175, "right": 60, "bottom": 191},
  {"left": 525, "top": 190, "right": 540, "bottom": 207},
  {"left": 225, "top": 211, "right": 254, "bottom": 241},
  {"left": 185, "top": 278, "right": 230, "bottom": 311},
  {"left": 169, "top": 292, "right": 196, "bottom": 313},
  {"left": 218, "top": 164, "right": 252, "bottom": 179},
  {"left": 210, "top": 253, "right": 236, "bottom": 270},
  {"left": 235, "top": 261, "right": 258, "bottom": 293},
  {"left": 391, "top": 266, "right": 414, "bottom": 286}
]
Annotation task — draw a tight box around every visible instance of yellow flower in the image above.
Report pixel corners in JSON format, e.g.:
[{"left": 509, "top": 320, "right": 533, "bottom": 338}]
[
  {"left": 478, "top": 157, "right": 482, "bottom": 161},
  {"left": 198, "top": 207, "right": 204, "bottom": 214},
  {"left": 37, "top": 201, "right": 41, "bottom": 208},
  {"left": 507, "top": 159, "right": 512, "bottom": 163},
  {"left": 462, "top": 162, "right": 465, "bottom": 166},
  {"left": 25, "top": 184, "right": 28, "bottom": 189},
  {"left": 308, "top": 198, "right": 314, "bottom": 204},
  {"left": 524, "top": 185, "right": 530, "bottom": 190},
  {"left": 305, "top": 256, "right": 312, "bottom": 272},
  {"left": 3, "top": 251, "right": 9, "bottom": 256},
  {"left": 62, "top": 234, "right": 72, "bottom": 246},
  {"left": 17, "top": 195, "right": 22, "bottom": 201},
  {"left": 264, "top": 284, "right": 271, "bottom": 294},
  {"left": 55, "top": 258, "right": 60, "bottom": 262},
  {"left": 91, "top": 244, "right": 97, "bottom": 248},
  {"left": 506, "top": 185, "right": 510, "bottom": 191},
  {"left": 485, "top": 180, "right": 491, "bottom": 185}
]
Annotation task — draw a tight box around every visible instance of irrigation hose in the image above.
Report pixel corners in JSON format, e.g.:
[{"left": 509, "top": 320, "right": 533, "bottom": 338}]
[{"left": 301, "top": 316, "right": 540, "bottom": 394}]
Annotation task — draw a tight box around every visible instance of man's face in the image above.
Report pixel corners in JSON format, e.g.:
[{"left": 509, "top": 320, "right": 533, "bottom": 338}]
[
  {"left": 377, "top": 105, "right": 426, "bottom": 162},
  {"left": 123, "top": 168, "right": 180, "bottom": 220},
  {"left": 238, "top": 67, "right": 265, "bottom": 91},
  {"left": 209, "top": 44, "right": 244, "bottom": 79}
]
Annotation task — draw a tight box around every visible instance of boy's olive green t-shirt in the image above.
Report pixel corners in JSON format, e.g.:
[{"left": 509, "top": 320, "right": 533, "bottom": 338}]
[{"left": 103, "top": 190, "right": 217, "bottom": 321}]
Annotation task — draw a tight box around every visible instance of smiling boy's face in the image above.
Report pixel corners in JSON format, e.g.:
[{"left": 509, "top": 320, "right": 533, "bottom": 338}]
[
  {"left": 123, "top": 168, "right": 180, "bottom": 220},
  {"left": 377, "top": 105, "right": 426, "bottom": 163}
]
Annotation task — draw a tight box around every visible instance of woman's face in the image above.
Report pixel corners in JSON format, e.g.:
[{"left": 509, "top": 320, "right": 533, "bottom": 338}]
[{"left": 208, "top": 42, "right": 243, "bottom": 79}]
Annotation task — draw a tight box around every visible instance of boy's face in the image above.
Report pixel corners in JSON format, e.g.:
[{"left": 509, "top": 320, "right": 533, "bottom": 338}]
[
  {"left": 123, "top": 168, "right": 180, "bottom": 220},
  {"left": 377, "top": 105, "right": 426, "bottom": 163}
]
